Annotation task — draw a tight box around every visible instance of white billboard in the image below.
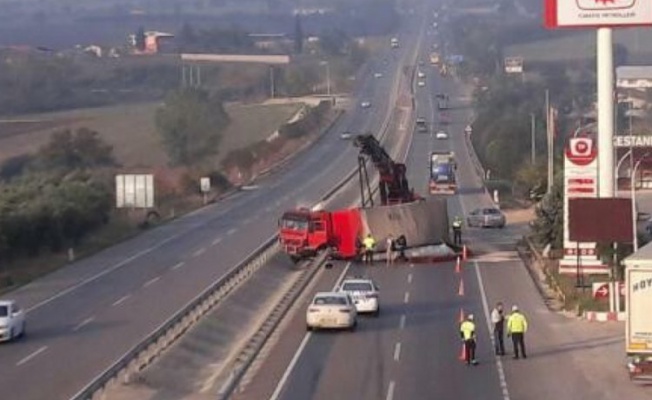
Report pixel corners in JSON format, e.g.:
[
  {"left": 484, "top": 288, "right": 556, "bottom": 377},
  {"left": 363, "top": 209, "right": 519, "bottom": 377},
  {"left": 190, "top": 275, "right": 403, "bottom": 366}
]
[
  {"left": 545, "top": 0, "right": 652, "bottom": 28},
  {"left": 504, "top": 57, "right": 523, "bottom": 74},
  {"left": 559, "top": 138, "right": 608, "bottom": 274},
  {"left": 116, "top": 174, "right": 155, "bottom": 209}
]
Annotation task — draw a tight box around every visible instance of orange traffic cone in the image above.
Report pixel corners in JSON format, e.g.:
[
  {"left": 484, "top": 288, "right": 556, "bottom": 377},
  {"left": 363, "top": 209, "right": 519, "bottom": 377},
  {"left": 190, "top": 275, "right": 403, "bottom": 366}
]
[
  {"left": 458, "top": 278, "right": 465, "bottom": 296},
  {"left": 455, "top": 256, "right": 461, "bottom": 274},
  {"left": 459, "top": 343, "right": 467, "bottom": 361},
  {"left": 458, "top": 308, "right": 465, "bottom": 323},
  {"left": 462, "top": 245, "right": 468, "bottom": 261}
]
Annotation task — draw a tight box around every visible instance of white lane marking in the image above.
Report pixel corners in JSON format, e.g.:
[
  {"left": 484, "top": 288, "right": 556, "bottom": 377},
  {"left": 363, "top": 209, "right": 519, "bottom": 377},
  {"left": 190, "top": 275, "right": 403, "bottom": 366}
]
[
  {"left": 112, "top": 294, "right": 131, "bottom": 307},
  {"left": 386, "top": 380, "right": 396, "bottom": 400},
  {"left": 16, "top": 346, "right": 47, "bottom": 366},
  {"left": 403, "top": 292, "right": 410, "bottom": 304},
  {"left": 474, "top": 260, "right": 511, "bottom": 400},
  {"left": 212, "top": 237, "right": 223, "bottom": 246},
  {"left": 399, "top": 314, "right": 406, "bottom": 330},
  {"left": 171, "top": 262, "right": 185, "bottom": 271},
  {"left": 72, "top": 316, "right": 95, "bottom": 332},
  {"left": 407, "top": 273, "right": 413, "bottom": 284},
  {"left": 393, "top": 342, "right": 402, "bottom": 361},
  {"left": 192, "top": 247, "right": 206, "bottom": 258},
  {"left": 25, "top": 228, "right": 189, "bottom": 313},
  {"left": 227, "top": 228, "right": 237, "bottom": 236},
  {"left": 268, "top": 262, "right": 353, "bottom": 400},
  {"left": 143, "top": 276, "right": 161, "bottom": 288}
]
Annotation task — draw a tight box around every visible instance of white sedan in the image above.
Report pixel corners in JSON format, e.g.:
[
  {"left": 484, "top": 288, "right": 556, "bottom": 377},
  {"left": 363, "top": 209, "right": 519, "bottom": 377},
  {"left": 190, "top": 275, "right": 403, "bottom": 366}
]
[
  {"left": 338, "top": 278, "right": 380, "bottom": 315},
  {"left": 0, "top": 300, "right": 26, "bottom": 342},
  {"left": 306, "top": 292, "right": 357, "bottom": 331},
  {"left": 417, "top": 80, "right": 426, "bottom": 87},
  {"left": 340, "top": 131, "right": 353, "bottom": 140},
  {"left": 360, "top": 101, "right": 371, "bottom": 108},
  {"left": 436, "top": 131, "right": 449, "bottom": 140}
]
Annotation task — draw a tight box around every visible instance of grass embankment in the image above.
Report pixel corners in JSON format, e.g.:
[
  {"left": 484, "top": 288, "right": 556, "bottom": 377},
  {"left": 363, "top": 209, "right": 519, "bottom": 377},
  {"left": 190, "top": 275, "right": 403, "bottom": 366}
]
[{"left": 0, "top": 101, "right": 306, "bottom": 293}]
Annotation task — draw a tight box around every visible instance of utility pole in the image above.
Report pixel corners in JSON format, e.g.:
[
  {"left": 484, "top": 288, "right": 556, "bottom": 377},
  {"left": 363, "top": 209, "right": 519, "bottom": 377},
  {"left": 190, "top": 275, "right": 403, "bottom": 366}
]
[{"left": 530, "top": 113, "right": 536, "bottom": 165}]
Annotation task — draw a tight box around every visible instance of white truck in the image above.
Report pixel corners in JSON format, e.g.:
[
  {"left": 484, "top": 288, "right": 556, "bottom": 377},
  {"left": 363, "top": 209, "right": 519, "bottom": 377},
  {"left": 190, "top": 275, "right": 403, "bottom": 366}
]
[
  {"left": 390, "top": 37, "right": 399, "bottom": 48},
  {"left": 624, "top": 247, "right": 652, "bottom": 380}
]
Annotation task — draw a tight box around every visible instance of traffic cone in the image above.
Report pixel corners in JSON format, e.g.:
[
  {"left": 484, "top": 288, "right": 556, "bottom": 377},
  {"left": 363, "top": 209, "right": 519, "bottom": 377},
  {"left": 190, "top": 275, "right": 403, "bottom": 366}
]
[
  {"left": 459, "top": 343, "right": 467, "bottom": 361},
  {"left": 462, "top": 245, "right": 468, "bottom": 261},
  {"left": 458, "top": 308, "right": 465, "bottom": 323},
  {"left": 458, "top": 278, "right": 465, "bottom": 296},
  {"left": 455, "top": 256, "right": 461, "bottom": 274}
]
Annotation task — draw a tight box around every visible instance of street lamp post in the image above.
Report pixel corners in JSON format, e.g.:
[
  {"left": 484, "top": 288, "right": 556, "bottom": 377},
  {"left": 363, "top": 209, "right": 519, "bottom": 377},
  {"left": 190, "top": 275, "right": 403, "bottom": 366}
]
[
  {"left": 615, "top": 150, "right": 632, "bottom": 195},
  {"left": 631, "top": 153, "right": 650, "bottom": 252}
]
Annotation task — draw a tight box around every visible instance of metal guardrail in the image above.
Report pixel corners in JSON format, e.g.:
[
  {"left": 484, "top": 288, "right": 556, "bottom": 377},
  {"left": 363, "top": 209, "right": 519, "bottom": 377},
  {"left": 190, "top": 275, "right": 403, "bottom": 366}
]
[
  {"left": 71, "top": 45, "right": 411, "bottom": 400},
  {"left": 71, "top": 238, "right": 279, "bottom": 400}
]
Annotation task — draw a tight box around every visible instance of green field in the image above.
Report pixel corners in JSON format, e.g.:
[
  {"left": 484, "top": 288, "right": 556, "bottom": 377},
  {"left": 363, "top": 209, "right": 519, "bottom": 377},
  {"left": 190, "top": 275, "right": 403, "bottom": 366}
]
[
  {"left": 0, "top": 101, "right": 302, "bottom": 168},
  {"left": 505, "top": 28, "right": 652, "bottom": 63}
]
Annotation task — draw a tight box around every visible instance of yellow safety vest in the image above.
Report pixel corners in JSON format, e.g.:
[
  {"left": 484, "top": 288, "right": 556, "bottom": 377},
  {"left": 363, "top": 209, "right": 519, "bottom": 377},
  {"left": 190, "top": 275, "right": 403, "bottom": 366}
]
[
  {"left": 507, "top": 312, "right": 528, "bottom": 334},
  {"left": 363, "top": 237, "right": 376, "bottom": 250},
  {"left": 460, "top": 320, "right": 475, "bottom": 340}
]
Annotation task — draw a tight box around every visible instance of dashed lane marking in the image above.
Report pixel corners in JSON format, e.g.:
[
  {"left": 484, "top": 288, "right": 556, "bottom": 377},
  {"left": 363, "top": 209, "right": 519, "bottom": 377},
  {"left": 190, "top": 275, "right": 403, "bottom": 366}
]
[
  {"left": 171, "top": 262, "right": 185, "bottom": 271},
  {"left": 407, "top": 273, "right": 413, "bottom": 284},
  {"left": 399, "top": 314, "right": 406, "bottom": 330},
  {"left": 143, "top": 276, "right": 161, "bottom": 288},
  {"left": 386, "top": 381, "right": 396, "bottom": 400},
  {"left": 72, "top": 317, "right": 95, "bottom": 332},
  {"left": 112, "top": 294, "right": 131, "bottom": 307},
  {"left": 212, "top": 237, "right": 223, "bottom": 246},
  {"left": 16, "top": 346, "right": 47, "bottom": 366},
  {"left": 192, "top": 248, "right": 206, "bottom": 258},
  {"left": 393, "top": 342, "right": 402, "bottom": 361},
  {"left": 403, "top": 292, "right": 410, "bottom": 304}
]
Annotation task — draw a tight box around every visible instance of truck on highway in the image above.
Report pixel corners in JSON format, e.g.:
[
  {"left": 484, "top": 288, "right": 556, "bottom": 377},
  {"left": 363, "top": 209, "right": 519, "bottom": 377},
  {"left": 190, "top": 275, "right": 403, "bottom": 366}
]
[
  {"left": 416, "top": 117, "right": 428, "bottom": 133},
  {"left": 429, "top": 151, "right": 457, "bottom": 195},
  {"left": 430, "top": 52, "right": 440, "bottom": 65},
  {"left": 435, "top": 93, "right": 449, "bottom": 110},
  {"left": 279, "top": 134, "right": 451, "bottom": 262},
  {"left": 624, "top": 249, "right": 652, "bottom": 380},
  {"left": 390, "top": 37, "right": 399, "bottom": 48}
]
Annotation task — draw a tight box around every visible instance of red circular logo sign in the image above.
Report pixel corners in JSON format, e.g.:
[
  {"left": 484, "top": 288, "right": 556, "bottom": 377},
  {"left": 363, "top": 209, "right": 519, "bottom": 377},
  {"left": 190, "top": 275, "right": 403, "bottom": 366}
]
[{"left": 566, "top": 138, "right": 597, "bottom": 166}]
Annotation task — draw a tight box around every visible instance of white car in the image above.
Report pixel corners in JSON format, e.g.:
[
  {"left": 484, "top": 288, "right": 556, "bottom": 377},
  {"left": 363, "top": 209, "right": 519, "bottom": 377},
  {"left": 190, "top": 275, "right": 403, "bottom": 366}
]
[
  {"left": 338, "top": 278, "right": 380, "bottom": 315},
  {"left": 0, "top": 300, "right": 26, "bottom": 342},
  {"left": 417, "top": 80, "right": 426, "bottom": 87},
  {"left": 436, "top": 131, "right": 448, "bottom": 140},
  {"left": 373, "top": 72, "right": 383, "bottom": 78},
  {"left": 306, "top": 292, "right": 357, "bottom": 331},
  {"left": 360, "top": 101, "right": 371, "bottom": 108},
  {"left": 340, "top": 131, "right": 353, "bottom": 140},
  {"left": 417, "top": 71, "right": 425, "bottom": 78}
]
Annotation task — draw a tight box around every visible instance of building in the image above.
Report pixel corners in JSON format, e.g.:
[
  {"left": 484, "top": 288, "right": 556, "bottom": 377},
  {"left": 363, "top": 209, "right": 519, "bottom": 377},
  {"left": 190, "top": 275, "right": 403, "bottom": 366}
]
[{"left": 617, "top": 66, "right": 652, "bottom": 89}]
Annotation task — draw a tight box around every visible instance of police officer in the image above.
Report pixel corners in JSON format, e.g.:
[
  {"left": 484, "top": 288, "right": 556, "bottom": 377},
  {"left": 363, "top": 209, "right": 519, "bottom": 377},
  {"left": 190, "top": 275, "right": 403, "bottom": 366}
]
[
  {"left": 460, "top": 314, "right": 478, "bottom": 365},
  {"left": 491, "top": 302, "right": 506, "bottom": 356},
  {"left": 395, "top": 234, "right": 408, "bottom": 261},
  {"left": 507, "top": 305, "right": 528, "bottom": 359},
  {"left": 362, "top": 233, "right": 376, "bottom": 265},
  {"left": 452, "top": 216, "right": 463, "bottom": 246}
]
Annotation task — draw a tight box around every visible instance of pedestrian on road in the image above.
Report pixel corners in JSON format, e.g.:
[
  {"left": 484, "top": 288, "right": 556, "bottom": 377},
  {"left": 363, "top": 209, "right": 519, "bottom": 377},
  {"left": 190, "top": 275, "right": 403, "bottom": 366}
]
[
  {"left": 460, "top": 314, "right": 478, "bottom": 366},
  {"left": 452, "top": 216, "right": 463, "bottom": 246},
  {"left": 507, "top": 305, "right": 528, "bottom": 359},
  {"left": 396, "top": 234, "right": 408, "bottom": 261},
  {"left": 386, "top": 234, "right": 395, "bottom": 266},
  {"left": 491, "top": 302, "right": 506, "bottom": 356},
  {"left": 362, "top": 233, "right": 376, "bottom": 265}
]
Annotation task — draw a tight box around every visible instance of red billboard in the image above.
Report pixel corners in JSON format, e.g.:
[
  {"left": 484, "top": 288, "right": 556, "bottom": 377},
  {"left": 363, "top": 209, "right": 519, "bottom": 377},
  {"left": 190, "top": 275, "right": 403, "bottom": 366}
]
[
  {"left": 568, "top": 198, "right": 633, "bottom": 242},
  {"left": 545, "top": 0, "right": 652, "bottom": 28}
]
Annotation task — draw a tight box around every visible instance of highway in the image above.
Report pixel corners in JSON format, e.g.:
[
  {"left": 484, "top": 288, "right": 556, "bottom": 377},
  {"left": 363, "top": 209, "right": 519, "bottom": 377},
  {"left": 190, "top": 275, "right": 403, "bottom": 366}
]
[
  {"left": 231, "top": 7, "right": 652, "bottom": 400},
  {"left": 0, "top": 16, "right": 423, "bottom": 400}
]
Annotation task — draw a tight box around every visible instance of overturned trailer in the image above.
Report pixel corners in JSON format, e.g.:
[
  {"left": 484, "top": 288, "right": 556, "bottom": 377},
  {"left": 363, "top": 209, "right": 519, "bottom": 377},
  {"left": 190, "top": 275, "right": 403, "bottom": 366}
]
[{"left": 278, "top": 197, "right": 451, "bottom": 262}]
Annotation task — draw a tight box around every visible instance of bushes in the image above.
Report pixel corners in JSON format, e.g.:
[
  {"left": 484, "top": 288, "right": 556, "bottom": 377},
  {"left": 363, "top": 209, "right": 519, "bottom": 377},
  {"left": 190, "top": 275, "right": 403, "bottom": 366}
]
[{"left": 0, "top": 173, "right": 112, "bottom": 257}]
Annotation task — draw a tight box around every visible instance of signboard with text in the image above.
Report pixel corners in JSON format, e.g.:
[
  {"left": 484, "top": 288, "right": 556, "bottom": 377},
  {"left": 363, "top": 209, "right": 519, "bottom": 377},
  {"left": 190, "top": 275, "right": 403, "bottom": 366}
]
[
  {"left": 559, "top": 138, "right": 609, "bottom": 275},
  {"left": 504, "top": 57, "right": 524, "bottom": 74},
  {"left": 545, "top": 0, "right": 652, "bottom": 28},
  {"left": 614, "top": 135, "right": 652, "bottom": 148}
]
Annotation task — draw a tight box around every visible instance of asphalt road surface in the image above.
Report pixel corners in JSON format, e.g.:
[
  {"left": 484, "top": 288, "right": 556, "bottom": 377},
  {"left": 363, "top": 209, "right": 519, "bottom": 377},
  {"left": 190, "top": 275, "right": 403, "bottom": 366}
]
[{"left": 0, "top": 17, "right": 423, "bottom": 400}]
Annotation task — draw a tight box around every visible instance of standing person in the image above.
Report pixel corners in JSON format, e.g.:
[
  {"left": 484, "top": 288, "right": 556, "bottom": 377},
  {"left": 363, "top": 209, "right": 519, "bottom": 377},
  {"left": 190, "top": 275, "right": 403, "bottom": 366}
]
[
  {"left": 507, "top": 305, "right": 528, "bottom": 359},
  {"left": 362, "top": 233, "right": 376, "bottom": 265},
  {"left": 491, "top": 302, "right": 506, "bottom": 356},
  {"left": 459, "top": 314, "right": 478, "bottom": 366},
  {"left": 452, "top": 216, "right": 463, "bottom": 246},
  {"left": 385, "top": 234, "right": 395, "bottom": 266},
  {"left": 396, "top": 234, "right": 408, "bottom": 261}
]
